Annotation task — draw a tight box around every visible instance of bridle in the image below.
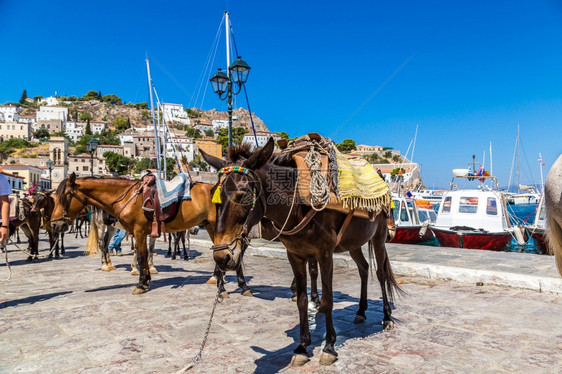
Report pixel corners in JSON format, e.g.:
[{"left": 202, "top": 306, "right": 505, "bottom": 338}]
[
  {"left": 210, "top": 166, "right": 265, "bottom": 254},
  {"left": 51, "top": 178, "right": 144, "bottom": 224}
]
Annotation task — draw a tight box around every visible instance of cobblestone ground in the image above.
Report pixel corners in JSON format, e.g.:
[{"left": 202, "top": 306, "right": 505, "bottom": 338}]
[{"left": 0, "top": 233, "right": 561, "bottom": 373}]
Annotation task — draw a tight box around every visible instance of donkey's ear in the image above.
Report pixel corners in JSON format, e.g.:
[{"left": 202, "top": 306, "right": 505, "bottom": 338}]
[
  {"left": 200, "top": 149, "right": 226, "bottom": 170},
  {"left": 245, "top": 137, "right": 274, "bottom": 170},
  {"left": 68, "top": 172, "right": 77, "bottom": 186}
]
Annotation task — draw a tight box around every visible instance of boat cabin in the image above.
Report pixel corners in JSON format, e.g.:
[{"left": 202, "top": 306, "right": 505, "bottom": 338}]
[{"left": 392, "top": 196, "right": 436, "bottom": 227}]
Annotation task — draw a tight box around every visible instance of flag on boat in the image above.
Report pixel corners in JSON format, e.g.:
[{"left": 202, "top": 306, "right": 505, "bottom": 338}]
[
  {"left": 406, "top": 191, "right": 413, "bottom": 198},
  {"left": 477, "top": 166, "right": 486, "bottom": 182}
]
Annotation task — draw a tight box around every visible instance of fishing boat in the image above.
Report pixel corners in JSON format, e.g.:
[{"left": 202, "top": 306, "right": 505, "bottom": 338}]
[
  {"left": 429, "top": 163, "right": 524, "bottom": 251},
  {"left": 525, "top": 195, "right": 547, "bottom": 254},
  {"left": 409, "top": 189, "right": 444, "bottom": 206},
  {"left": 390, "top": 194, "right": 436, "bottom": 244}
]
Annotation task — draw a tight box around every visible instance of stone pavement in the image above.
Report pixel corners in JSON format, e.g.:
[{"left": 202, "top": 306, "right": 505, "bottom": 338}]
[{"left": 0, "top": 231, "right": 561, "bottom": 373}]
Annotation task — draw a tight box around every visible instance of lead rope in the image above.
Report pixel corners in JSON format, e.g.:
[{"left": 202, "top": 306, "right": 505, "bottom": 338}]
[{"left": 174, "top": 288, "right": 222, "bottom": 373}]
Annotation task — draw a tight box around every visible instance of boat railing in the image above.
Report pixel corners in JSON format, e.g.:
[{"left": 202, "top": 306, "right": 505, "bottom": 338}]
[{"left": 449, "top": 175, "right": 499, "bottom": 190}]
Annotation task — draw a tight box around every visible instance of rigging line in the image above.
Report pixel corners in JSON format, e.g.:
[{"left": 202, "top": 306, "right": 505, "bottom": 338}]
[
  {"left": 229, "top": 26, "right": 258, "bottom": 147},
  {"left": 329, "top": 53, "right": 415, "bottom": 139},
  {"left": 193, "top": 15, "right": 225, "bottom": 109},
  {"left": 153, "top": 88, "right": 184, "bottom": 174},
  {"left": 200, "top": 22, "right": 224, "bottom": 110},
  {"left": 150, "top": 55, "right": 200, "bottom": 108},
  {"left": 242, "top": 85, "right": 259, "bottom": 147},
  {"left": 519, "top": 139, "right": 536, "bottom": 187}
]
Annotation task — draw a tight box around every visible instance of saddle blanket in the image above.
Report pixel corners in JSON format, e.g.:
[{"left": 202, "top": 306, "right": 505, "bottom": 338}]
[{"left": 155, "top": 172, "right": 192, "bottom": 208}]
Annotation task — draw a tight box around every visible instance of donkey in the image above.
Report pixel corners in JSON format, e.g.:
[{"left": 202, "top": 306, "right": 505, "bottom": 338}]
[
  {"left": 30, "top": 191, "right": 65, "bottom": 258},
  {"left": 201, "top": 139, "right": 401, "bottom": 366},
  {"left": 545, "top": 154, "right": 562, "bottom": 276}
]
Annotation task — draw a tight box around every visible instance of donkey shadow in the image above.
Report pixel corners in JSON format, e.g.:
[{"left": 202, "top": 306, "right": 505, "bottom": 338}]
[{"left": 248, "top": 288, "right": 394, "bottom": 373}]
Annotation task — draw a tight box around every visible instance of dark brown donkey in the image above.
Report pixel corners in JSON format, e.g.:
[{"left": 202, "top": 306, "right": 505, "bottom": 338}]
[
  {"left": 201, "top": 138, "right": 401, "bottom": 366},
  {"left": 50, "top": 174, "right": 251, "bottom": 295}
]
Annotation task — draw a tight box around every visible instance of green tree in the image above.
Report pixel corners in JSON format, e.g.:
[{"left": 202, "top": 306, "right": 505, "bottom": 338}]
[
  {"left": 184, "top": 127, "right": 202, "bottom": 139},
  {"left": 185, "top": 108, "right": 201, "bottom": 118},
  {"left": 112, "top": 116, "right": 128, "bottom": 131},
  {"left": 135, "top": 102, "right": 149, "bottom": 110},
  {"left": 20, "top": 89, "right": 27, "bottom": 104},
  {"left": 204, "top": 129, "right": 215, "bottom": 137},
  {"left": 215, "top": 127, "right": 247, "bottom": 153},
  {"left": 134, "top": 157, "right": 175, "bottom": 177},
  {"left": 33, "top": 95, "right": 43, "bottom": 101},
  {"left": 337, "top": 139, "right": 357, "bottom": 154},
  {"left": 85, "top": 119, "right": 92, "bottom": 135},
  {"left": 103, "top": 151, "right": 136, "bottom": 175},
  {"left": 0, "top": 138, "right": 34, "bottom": 155},
  {"left": 102, "top": 94, "right": 122, "bottom": 105},
  {"left": 188, "top": 155, "right": 207, "bottom": 170},
  {"left": 382, "top": 147, "right": 393, "bottom": 151},
  {"left": 390, "top": 167, "right": 405, "bottom": 180},
  {"left": 83, "top": 90, "right": 100, "bottom": 101},
  {"left": 275, "top": 131, "right": 290, "bottom": 140},
  {"left": 33, "top": 128, "right": 50, "bottom": 140},
  {"left": 79, "top": 112, "right": 92, "bottom": 121}
]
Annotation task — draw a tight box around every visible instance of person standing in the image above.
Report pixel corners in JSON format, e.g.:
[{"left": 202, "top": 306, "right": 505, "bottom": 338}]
[
  {"left": 0, "top": 172, "right": 13, "bottom": 243},
  {"left": 108, "top": 228, "right": 126, "bottom": 256}
]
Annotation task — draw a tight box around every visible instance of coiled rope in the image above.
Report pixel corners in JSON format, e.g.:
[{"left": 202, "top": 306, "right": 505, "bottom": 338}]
[{"left": 305, "top": 145, "right": 330, "bottom": 211}]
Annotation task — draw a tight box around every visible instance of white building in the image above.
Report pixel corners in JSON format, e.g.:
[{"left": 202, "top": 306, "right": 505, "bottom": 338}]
[
  {"left": 39, "top": 96, "right": 60, "bottom": 106},
  {"left": 0, "top": 105, "right": 22, "bottom": 122},
  {"left": 212, "top": 119, "right": 229, "bottom": 131},
  {"left": 37, "top": 106, "right": 68, "bottom": 126},
  {"left": 91, "top": 121, "right": 106, "bottom": 134},
  {"left": 65, "top": 121, "right": 84, "bottom": 142},
  {"left": 18, "top": 115, "right": 36, "bottom": 127},
  {"left": 119, "top": 130, "right": 136, "bottom": 145},
  {"left": 166, "top": 136, "right": 196, "bottom": 162},
  {"left": 161, "top": 103, "right": 190, "bottom": 125},
  {"left": 242, "top": 131, "right": 280, "bottom": 150}
]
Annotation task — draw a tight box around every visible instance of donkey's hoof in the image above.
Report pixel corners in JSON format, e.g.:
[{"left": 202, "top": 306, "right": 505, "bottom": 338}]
[
  {"left": 319, "top": 352, "right": 338, "bottom": 366},
  {"left": 291, "top": 295, "right": 297, "bottom": 302},
  {"left": 383, "top": 320, "right": 395, "bottom": 330},
  {"left": 149, "top": 267, "right": 158, "bottom": 274},
  {"left": 206, "top": 276, "right": 217, "bottom": 285},
  {"left": 290, "top": 354, "right": 309, "bottom": 367},
  {"left": 220, "top": 291, "right": 229, "bottom": 299},
  {"left": 131, "top": 269, "right": 140, "bottom": 276},
  {"left": 242, "top": 289, "right": 253, "bottom": 297},
  {"left": 26, "top": 256, "right": 33, "bottom": 262},
  {"left": 354, "top": 314, "right": 366, "bottom": 324},
  {"left": 132, "top": 287, "right": 147, "bottom": 295}
]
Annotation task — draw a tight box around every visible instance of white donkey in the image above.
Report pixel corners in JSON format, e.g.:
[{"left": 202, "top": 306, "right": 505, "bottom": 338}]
[{"left": 545, "top": 154, "right": 562, "bottom": 276}]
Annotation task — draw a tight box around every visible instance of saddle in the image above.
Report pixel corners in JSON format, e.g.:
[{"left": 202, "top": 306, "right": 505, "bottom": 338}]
[{"left": 141, "top": 172, "right": 193, "bottom": 238}]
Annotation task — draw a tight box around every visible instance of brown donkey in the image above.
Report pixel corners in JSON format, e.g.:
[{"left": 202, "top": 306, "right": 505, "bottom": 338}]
[
  {"left": 50, "top": 174, "right": 252, "bottom": 295},
  {"left": 201, "top": 138, "right": 401, "bottom": 366}
]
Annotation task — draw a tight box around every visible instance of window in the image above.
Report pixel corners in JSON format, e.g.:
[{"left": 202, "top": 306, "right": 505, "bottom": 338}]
[
  {"left": 486, "top": 198, "right": 498, "bottom": 215},
  {"left": 83, "top": 166, "right": 89, "bottom": 171},
  {"left": 442, "top": 196, "right": 452, "bottom": 213},
  {"left": 459, "top": 197, "right": 478, "bottom": 214},
  {"left": 400, "top": 201, "right": 409, "bottom": 222},
  {"left": 76, "top": 167, "right": 79, "bottom": 171}
]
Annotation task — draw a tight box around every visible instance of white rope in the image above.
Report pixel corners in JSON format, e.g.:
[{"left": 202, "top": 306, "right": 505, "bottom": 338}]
[{"left": 305, "top": 145, "right": 330, "bottom": 211}]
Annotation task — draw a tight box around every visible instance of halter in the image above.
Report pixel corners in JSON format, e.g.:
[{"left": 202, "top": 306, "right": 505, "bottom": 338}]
[
  {"left": 51, "top": 179, "right": 143, "bottom": 224},
  {"left": 210, "top": 166, "right": 264, "bottom": 253}
]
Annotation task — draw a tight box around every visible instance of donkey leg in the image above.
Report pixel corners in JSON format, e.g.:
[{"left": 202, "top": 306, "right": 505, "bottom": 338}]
[
  {"left": 131, "top": 250, "right": 140, "bottom": 275},
  {"left": 183, "top": 231, "right": 190, "bottom": 261},
  {"left": 214, "top": 266, "right": 228, "bottom": 298},
  {"left": 236, "top": 263, "right": 252, "bottom": 296},
  {"left": 148, "top": 237, "right": 158, "bottom": 274},
  {"left": 167, "top": 233, "right": 172, "bottom": 257},
  {"left": 60, "top": 233, "right": 65, "bottom": 255},
  {"left": 349, "top": 247, "right": 369, "bottom": 324},
  {"left": 372, "top": 236, "right": 395, "bottom": 330},
  {"left": 308, "top": 258, "right": 321, "bottom": 310},
  {"left": 290, "top": 276, "right": 297, "bottom": 302},
  {"left": 287, "top": 253, "right": 311, "bottom": 366},
  {"left": 132, "top": 229, "right": 151, "bottom": 294},
  {"left": 318, "top": 255, "right": 337, "bottom": 365}
]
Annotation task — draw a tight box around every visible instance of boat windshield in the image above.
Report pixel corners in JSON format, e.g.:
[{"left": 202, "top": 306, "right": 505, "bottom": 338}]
[
  {"left": 459, "top": 197, "right": 478, "bottom": 214},
  {"left": 486, "top": 197, "right": 498, "bottom": 215},
  {"left": 418, "top": 209, "right": 436, "bottom": 223}
]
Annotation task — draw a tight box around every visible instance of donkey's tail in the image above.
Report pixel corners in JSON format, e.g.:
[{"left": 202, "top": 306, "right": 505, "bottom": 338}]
[
  {"left": 85, "top": 217, "right": 99, "bottom": 257},
  {"left": 368, "top": 240, "right": 404, "bottom": 303},
  {"left": 545, "top": 205, "right": 562, "bottom": 276}
]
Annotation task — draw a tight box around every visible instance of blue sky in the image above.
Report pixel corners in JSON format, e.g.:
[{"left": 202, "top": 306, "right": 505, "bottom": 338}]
[{"left": 1, "top": 0, "right": 561, "bottom": 188}]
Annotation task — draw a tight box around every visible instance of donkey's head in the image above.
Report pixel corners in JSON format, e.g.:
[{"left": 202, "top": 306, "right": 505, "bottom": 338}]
[
  {"left": 51, "top": 173, "right": 86, "bottom": 233},
  {"left": 200, "top": 138, "right": 275, "bottom": 271}
]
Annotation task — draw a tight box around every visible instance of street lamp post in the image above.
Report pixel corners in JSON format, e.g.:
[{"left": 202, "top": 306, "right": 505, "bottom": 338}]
[
  {"left": 86, "top": 138, "right": 99, "bottom": 177},
  {"left": 46, "top": 159, "right": 53, "bottom": 189},
  {"left": 210, "top": 56, "right": 251, "bottom": 147}
]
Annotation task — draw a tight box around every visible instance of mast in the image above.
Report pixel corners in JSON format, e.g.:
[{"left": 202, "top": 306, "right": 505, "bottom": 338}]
[
  {"left": 145, "top": 57, "right": 162, "bottom": 177},
  {"left": 225, "top": 11, "right": 233, "bottom": 147},
  {"left": 411, "top": 123, "right": 418, "bottom": 163},
  {"left": 538, "top": 153, "right": 545, "bottom": 194},
  {"left": 489, "top": 141, "right": 493, "bottom": 177},
  {"left": 516, "top": 123, "right": 520, "bottom": 194}
]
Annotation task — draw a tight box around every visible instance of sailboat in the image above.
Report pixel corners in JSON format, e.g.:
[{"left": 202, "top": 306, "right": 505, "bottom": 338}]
[{"left": 505, "top": 124, "right": 541, "bottom": 205}]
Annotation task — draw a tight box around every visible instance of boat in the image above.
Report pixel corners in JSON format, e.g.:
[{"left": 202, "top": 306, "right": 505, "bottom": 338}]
[
  {"left": 506, "top": 124, "right": 541, "bottom": 205},
  {"left": 429, "top": 161, "right": 524, "bottom": 251},
  {"left": 409, "top": 189, "right": 444, "bottom": 206},
  {"left": 525, "top": 195, "right": 547, "bottom": 254},
  {"left": 389, "top": 194, "right": 436, "bottom": 244}
]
